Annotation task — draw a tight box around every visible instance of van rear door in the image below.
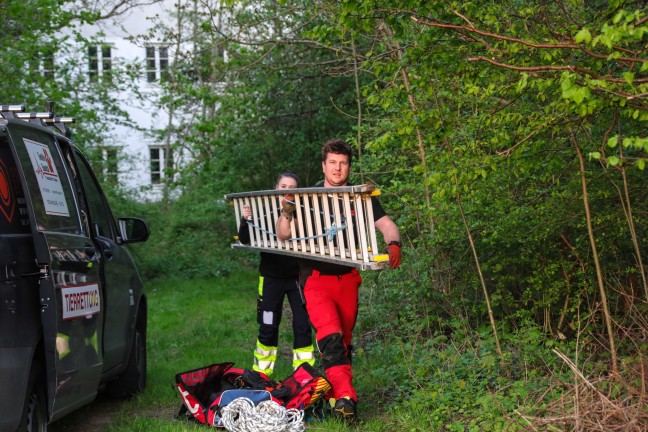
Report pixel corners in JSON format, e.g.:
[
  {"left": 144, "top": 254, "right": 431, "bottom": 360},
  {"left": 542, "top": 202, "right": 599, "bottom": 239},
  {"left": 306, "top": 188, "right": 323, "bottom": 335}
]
[{"left": 5, "top": 118, "right": 104, "bottom": 421}]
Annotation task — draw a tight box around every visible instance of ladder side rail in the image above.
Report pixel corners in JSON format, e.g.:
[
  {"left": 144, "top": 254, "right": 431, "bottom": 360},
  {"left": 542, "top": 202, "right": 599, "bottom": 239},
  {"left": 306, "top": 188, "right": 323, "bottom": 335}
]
[
  {"left": 354, "top": 193, "right": 370, "bottom": 263},
  {"left": 312, "top": 194, "right": 325, "bottom": 256},
  {"left": 342, "top": 192, "right": 358, "bottom": 262},
  {"left": 233, "top": 198, "right": 242, "bottom": 233},
  {"left": 358, "top": 194, "right": 376, "bottom": 262},
  {"left": 231, "top": 244, "right": 382, "bottom": 270},
  {"left": 366, "top": 194, "right": 379, "bottom": 257},
  {"left": 263, "top": 195, "right": 276, "bottom": 249},
  {"left": 331, "top": 191, "right": 346, "bottom": 259},
  {"left": 225, "top": 185, "right": 373, "bottom": 200}
]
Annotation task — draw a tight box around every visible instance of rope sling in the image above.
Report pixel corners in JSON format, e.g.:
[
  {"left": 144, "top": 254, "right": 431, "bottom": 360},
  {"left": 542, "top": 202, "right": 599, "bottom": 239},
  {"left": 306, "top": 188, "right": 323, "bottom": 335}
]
[
  {"left": 221, "top": 398, "right": 305, "bottom": 432},
  {"left": 243, "top": 199, "right": 347, "bottom": 243}
]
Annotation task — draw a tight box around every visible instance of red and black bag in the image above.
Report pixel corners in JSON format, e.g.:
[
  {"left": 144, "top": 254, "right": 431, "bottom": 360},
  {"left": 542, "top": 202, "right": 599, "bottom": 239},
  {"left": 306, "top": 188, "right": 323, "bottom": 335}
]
[
  {"left": 272, "top": 362, "right": 331, "bottom": 410},
  {"left": 175, "top": 362, "right": 279, "bottom": 427},
  {"left": 175, "top": 362, "right": 331, "bottom": 427}
]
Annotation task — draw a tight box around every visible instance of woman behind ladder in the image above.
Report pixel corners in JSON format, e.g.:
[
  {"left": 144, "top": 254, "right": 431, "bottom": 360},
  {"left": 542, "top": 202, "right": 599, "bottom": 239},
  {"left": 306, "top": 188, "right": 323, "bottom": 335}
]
[{"left": 237, "top": 172, "right": 315, "bottom": 377}]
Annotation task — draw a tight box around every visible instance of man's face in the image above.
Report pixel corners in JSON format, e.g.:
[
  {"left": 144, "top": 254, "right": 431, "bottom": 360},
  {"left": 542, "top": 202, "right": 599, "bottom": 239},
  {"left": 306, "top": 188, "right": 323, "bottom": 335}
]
[{"left": 322, "top": 152, "right": 350, "bottom": 187}]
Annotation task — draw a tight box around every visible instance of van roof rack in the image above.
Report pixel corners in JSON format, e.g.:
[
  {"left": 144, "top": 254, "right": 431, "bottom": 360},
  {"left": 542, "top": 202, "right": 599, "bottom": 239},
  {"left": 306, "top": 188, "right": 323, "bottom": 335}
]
[{"left": 0, "top": 101, "right": 75, "bottom": 137}]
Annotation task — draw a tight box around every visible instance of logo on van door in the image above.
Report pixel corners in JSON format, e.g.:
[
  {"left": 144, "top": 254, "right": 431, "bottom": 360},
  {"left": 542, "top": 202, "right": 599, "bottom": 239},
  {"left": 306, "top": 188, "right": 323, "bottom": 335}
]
[
  {"left": 23, "top": 138, "right": 71, "bottom": 217},
  {"left": 61, "top": 284, "right": 101, "bottom": 320},
  {"left": 0, "top": 159, "right": 15, "bottom": 223}
]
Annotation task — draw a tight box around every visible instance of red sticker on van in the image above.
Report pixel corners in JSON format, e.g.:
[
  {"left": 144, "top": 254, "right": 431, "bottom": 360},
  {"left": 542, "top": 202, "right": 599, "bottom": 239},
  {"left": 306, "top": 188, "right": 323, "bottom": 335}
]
[{"left": 0, "top": 159, "right": 15, "bottom": 223}]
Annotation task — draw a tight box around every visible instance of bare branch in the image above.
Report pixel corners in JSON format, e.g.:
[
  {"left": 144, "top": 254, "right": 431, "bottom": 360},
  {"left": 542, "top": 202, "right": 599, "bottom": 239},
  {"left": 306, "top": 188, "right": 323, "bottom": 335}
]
[
  {"left": 468, "top": 56, "right": 648, "bottom": 84},
  {"left": 410, "top": 14, "right": 647, "bottom": 65}
]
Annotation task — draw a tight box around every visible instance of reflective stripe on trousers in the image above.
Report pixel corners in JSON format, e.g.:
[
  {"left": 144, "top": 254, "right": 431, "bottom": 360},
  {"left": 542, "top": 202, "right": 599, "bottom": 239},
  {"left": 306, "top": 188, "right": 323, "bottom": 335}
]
[{"left": 253, "top": 339, "right": 277, "bottom": 376}]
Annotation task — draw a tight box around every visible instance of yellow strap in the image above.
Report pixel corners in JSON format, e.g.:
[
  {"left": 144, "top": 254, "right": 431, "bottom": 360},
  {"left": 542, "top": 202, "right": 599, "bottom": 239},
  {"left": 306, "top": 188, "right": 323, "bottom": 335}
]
[
  {"left": 258, "top": 276, "right": 265, "bottom": 296},
  {"left": 374, "top": 254, "right": 389, "bottom": 262}
]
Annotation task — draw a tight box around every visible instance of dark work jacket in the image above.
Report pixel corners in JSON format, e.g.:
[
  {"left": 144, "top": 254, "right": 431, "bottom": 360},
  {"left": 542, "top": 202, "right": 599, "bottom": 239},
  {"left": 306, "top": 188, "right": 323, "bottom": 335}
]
[
  {"left": 298, "top": 182, "right": 387, "bottom": 278},
  {"left": 238, "top": 218, "right": 299, "bottom": 279}
]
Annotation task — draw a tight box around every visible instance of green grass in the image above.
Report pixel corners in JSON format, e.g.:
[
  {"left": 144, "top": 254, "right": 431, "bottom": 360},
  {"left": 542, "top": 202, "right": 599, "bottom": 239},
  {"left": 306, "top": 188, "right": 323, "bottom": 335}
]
[{"left": 52, "top": 272, "right": 392, "bottom": 431}]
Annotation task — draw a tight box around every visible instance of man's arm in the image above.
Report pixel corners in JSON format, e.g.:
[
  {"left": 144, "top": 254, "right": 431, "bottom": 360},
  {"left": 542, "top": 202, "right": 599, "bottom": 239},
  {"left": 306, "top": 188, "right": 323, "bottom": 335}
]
[
  {"left": 375, "top": 215, "right": 402, "bottom": 268},
  {"left": 375, "top": 215, "right": 400, "bottom": 244}
]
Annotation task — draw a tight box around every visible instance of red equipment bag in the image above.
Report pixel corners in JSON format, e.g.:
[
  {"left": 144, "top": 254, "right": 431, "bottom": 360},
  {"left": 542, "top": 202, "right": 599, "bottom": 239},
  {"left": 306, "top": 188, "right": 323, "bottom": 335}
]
[
  {"left": 175, "top": 362, "right": 276, "bottom": 427},
  {"left": 273, "top": 362, "right": 331, "bottom": 410},
  {"left": 175, "top": 362, "right": 331, "bottom": 427}
]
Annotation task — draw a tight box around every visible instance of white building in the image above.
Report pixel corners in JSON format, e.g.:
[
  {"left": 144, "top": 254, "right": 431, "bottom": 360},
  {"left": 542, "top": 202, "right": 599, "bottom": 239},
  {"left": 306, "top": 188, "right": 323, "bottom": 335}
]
[{"left": 72, "top": 0, "right": 185, "bottom": 201}]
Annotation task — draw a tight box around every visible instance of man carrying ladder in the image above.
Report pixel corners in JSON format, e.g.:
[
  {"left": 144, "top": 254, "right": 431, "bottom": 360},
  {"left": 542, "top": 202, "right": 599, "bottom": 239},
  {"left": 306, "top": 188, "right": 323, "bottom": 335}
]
[{"left": 276, "top": 138, "right": 402, "bottom": 424}]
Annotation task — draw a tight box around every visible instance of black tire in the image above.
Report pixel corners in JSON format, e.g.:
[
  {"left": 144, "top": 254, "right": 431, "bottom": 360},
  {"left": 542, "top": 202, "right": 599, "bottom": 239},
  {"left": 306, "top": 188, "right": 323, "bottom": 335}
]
[
  {"left": 18, "top": 362, "right": 48, "bottom": 432},
  {"left": 105, "top": 307, "right": 147, "bottom": 398}
]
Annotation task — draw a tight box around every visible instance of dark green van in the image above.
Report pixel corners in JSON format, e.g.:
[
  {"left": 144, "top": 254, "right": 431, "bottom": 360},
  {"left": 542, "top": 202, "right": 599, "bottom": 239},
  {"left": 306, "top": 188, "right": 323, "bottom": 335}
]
[{"left": 0, "top": 105, "right": 149, "bottom": 432}]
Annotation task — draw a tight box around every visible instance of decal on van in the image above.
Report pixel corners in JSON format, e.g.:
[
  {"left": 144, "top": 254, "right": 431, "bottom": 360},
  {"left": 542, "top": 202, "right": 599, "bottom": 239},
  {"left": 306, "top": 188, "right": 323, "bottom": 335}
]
[
  {"left": 0, "top": 158, "right": 15, "bottom": 223},
  {"left": 61, "top": 284, "right": 101, "bottom": 320},
  {"left": 23, "top": 138, "right": 70, "bottom": 217}
]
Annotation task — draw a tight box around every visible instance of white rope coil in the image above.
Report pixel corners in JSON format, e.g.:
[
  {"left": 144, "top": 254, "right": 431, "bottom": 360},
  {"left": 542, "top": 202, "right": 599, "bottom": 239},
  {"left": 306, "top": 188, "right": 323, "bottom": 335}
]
[{"left": 221, "top": 397, "right": 305, "bottom": 432}]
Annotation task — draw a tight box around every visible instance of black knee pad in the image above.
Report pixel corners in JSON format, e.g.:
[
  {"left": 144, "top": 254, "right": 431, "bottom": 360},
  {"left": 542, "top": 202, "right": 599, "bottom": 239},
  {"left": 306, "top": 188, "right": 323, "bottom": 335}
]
[{"left": 317, "top": 333, "right": 349, "bottom": 369}]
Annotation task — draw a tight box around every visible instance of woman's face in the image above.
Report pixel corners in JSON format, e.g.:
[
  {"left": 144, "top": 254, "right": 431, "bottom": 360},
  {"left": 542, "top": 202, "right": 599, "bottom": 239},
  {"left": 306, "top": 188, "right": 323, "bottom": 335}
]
[{"left": 275, "top": 176, "right": 298, "bottom": 190}]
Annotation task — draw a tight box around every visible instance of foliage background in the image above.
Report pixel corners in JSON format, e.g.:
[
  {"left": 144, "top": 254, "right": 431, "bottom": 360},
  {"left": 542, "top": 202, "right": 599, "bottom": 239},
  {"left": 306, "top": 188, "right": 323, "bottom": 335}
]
[{"left": 5, "top": 0, "right": 647, "bottom": 430}]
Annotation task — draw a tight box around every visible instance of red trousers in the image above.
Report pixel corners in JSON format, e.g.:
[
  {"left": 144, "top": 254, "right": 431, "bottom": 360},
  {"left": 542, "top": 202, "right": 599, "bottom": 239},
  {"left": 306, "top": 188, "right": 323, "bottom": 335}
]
[{"left": 303, "top": 269, "right": 362, "bottom": 401}]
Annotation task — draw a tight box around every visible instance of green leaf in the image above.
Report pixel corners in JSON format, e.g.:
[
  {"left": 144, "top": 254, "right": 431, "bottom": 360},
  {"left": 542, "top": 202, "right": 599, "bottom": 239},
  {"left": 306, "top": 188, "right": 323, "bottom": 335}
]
[
  {"left": 575, "top": 28, "right": 591, "bottom": 44},
  {"left": 589, "top": 152, "right": 601, "bottom": 160},
  {"left": 607, "top": 156, "right": 620, "bottom": 166},
  {"left": 637, "top": 159, "right": 646, "bottom": 170},
  {"left": 607, "top": 136, "right": 619, "bottom": 148},
  {"left": 516, "top": 73, "right": 528, "bottom": 92},
  {"left": 623, "top": 72, "right": 635, "bottom": 84}
]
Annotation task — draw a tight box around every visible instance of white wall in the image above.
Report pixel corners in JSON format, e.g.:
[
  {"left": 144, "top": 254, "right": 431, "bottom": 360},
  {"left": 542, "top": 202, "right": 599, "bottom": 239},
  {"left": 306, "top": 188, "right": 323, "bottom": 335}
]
[{"left": 72, "top": 0, "right": 184, "bottom": 201}]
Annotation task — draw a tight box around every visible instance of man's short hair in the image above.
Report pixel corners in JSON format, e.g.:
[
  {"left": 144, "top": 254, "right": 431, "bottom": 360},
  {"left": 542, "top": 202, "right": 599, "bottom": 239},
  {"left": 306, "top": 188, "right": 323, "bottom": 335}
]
[{"left": 322, "top": 138, "right": 353, "bottom": 164}]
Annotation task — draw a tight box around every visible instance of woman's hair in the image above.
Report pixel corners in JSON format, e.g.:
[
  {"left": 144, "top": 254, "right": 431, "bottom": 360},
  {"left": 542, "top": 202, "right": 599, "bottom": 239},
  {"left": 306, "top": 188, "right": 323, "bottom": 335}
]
[{"left": 276, "top": 171, "right": 300, "bottom": 185}]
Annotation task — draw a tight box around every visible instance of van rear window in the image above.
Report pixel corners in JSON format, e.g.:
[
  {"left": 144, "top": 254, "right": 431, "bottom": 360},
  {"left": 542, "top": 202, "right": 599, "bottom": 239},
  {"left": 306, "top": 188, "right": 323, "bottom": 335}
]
[{"left": 6, "top": 125, "right": 81, "bottom": 234}]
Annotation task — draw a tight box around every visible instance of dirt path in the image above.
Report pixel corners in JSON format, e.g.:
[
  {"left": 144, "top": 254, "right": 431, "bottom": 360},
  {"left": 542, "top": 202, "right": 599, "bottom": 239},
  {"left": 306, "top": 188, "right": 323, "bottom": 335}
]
[{"left": 49, "top": 395, "right": 122, "bottom": 432}]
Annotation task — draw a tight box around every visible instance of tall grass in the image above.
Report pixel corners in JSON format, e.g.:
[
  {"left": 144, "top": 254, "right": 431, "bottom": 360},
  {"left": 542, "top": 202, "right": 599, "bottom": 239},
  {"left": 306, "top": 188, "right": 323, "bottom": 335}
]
[{"left": 53, "top": 269, "right": 646, "bottom": 431}]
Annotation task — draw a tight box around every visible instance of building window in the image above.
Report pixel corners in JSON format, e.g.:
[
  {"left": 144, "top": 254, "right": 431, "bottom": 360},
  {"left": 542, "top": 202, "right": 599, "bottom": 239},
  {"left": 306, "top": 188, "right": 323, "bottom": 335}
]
[
  {"left": 89, "top": 44, "right": 112, "bottom": 82},
  {"left": 145, "top": 46, "right": 169, "bottom": 83},
  {"left": 150, "top": 148, "right": 162, "bottom": 184},
  {"left": 150, "top": 146, "right": 173, "bottom": 184},
  {"left": 42, "top": 52, "right": 55, "bottom": 79},
  {"left": 99, "top": 147, "right": 119, "bottom": 185},
  {"left": 27, "top": 49, "right": 55, "bottom": 79}
]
